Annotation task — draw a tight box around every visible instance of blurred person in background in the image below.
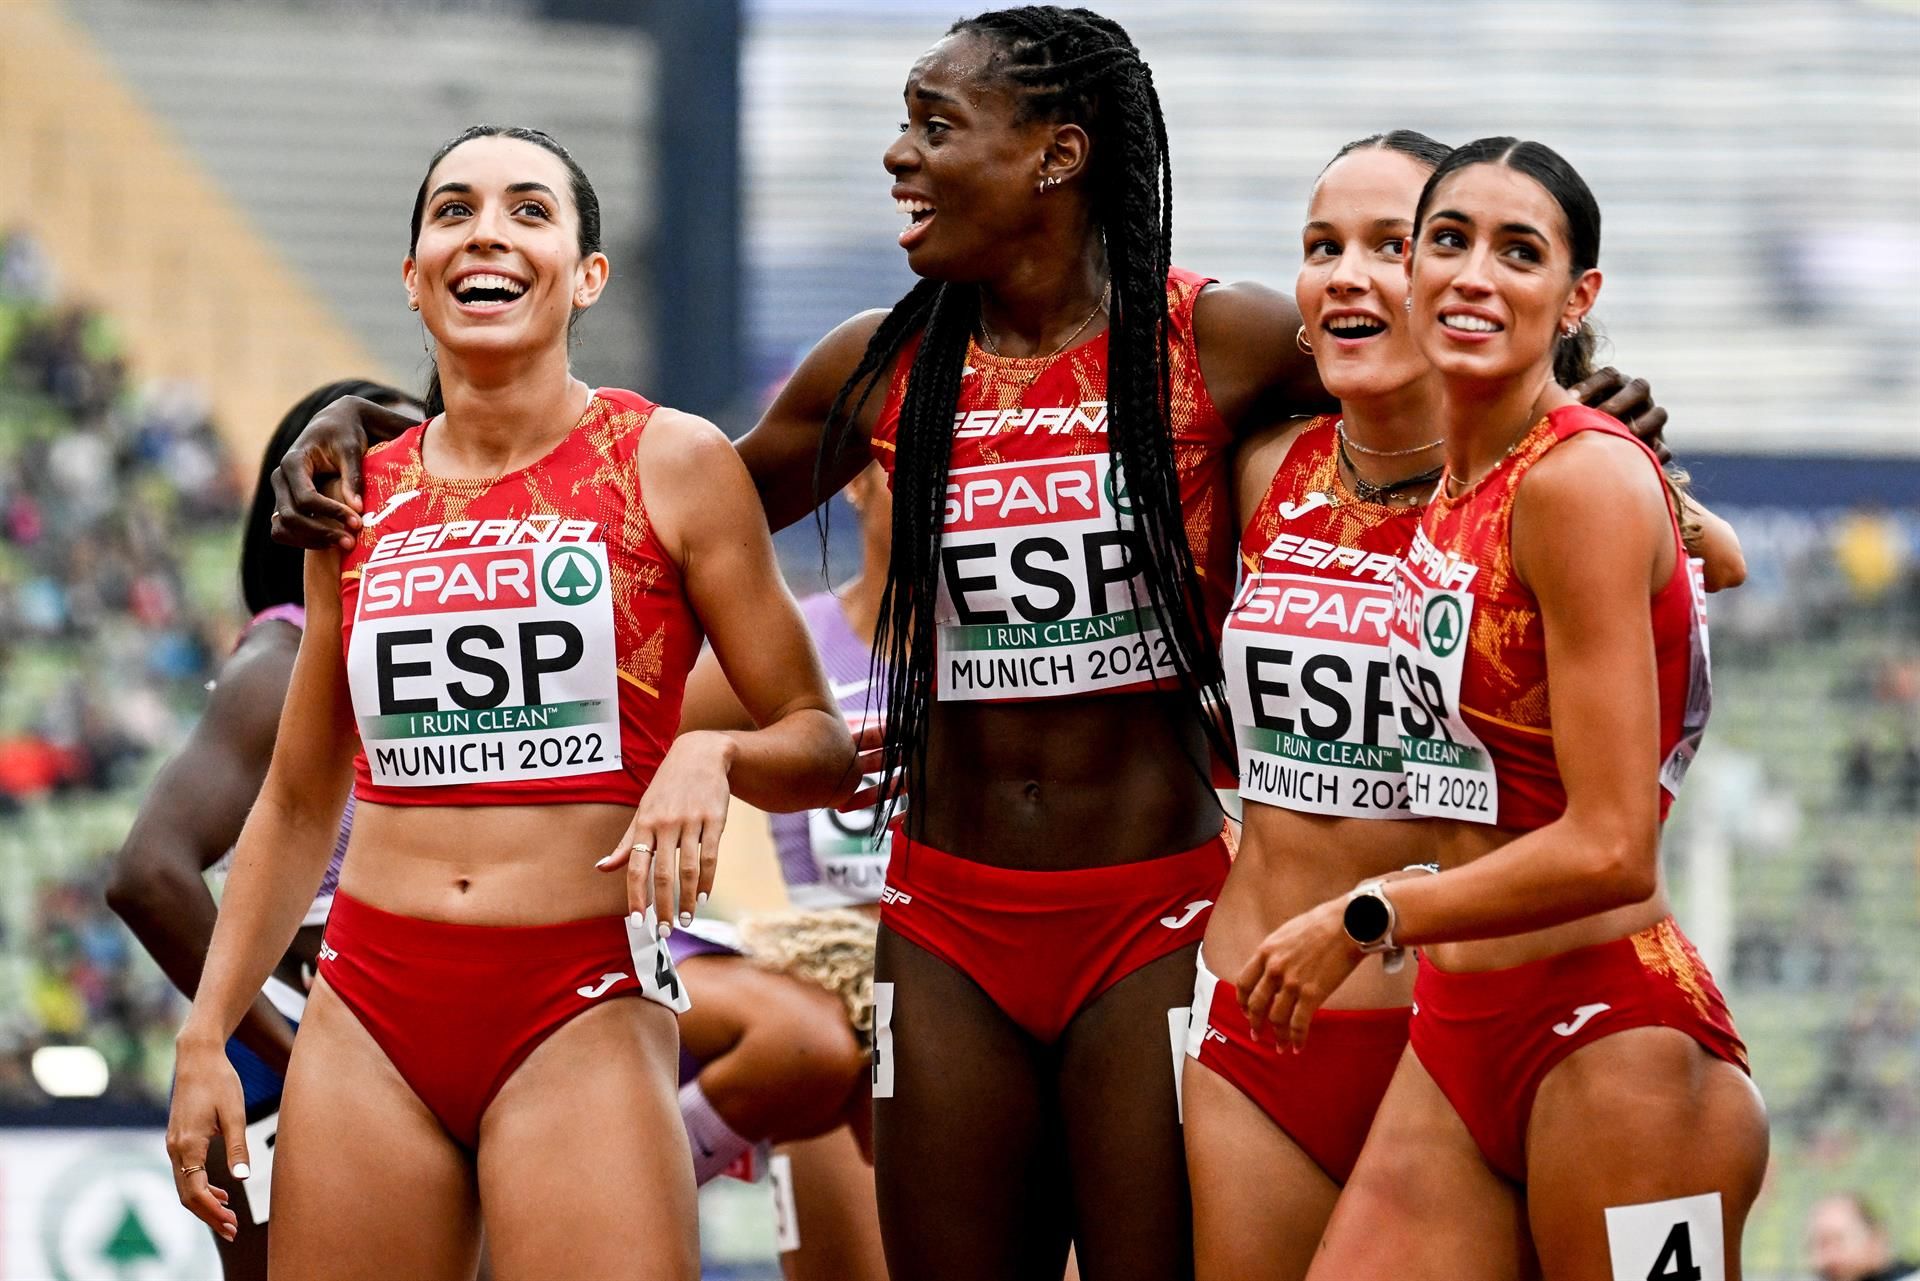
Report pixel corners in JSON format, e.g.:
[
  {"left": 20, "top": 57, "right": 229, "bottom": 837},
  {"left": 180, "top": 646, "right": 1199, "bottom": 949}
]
[
  {"left": 1188, "top": 127, "right": 1736, "bottom": 1281},
  {"left": 164, "top": 125, "right": 851, "bottom": 1281},
  {"left": 670, "top": 909, "right": 885, "bottom": 1281},
  {"left": 678, "top": 460, "right": 892, "bottom": 1281},
  {"left": 105, "top": 377, "right": 416, "bottom": 1281},
  {"left": 1243, "top": 139, "right": 1767, "bottom": 1278},
  {"left": 1806, "top": 1194, "right": 1919, "bottom": 1281}
]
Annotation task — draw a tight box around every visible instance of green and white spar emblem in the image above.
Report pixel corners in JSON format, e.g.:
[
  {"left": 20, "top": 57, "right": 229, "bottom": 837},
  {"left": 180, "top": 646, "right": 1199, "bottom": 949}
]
[
  {"left": 542, "top": 546, "right": 604, "bottom": 605},
  {"left": 1423, "top": 593, "right": 1464, "bottom": 658}
]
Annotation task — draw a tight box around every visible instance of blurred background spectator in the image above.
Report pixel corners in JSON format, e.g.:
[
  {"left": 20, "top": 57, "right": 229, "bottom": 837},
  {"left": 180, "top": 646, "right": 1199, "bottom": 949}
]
[{"left": 1806, "top": 1193, "right": 1920, "bottom": 1281}]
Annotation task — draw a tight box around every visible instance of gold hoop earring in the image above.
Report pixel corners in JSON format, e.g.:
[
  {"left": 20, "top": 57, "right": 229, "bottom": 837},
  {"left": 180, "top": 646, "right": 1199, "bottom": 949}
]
[{"left": 1296, "top": 325, "right": 1313, "bottom": 355}]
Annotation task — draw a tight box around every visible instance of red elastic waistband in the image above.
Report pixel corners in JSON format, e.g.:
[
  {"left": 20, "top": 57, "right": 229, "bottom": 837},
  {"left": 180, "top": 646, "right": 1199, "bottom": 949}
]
[
  {"left": 888, "top": 829, "right": 1229, "bottom": 909},
  {"left": 1412, "top": 919, "right": 1680, "bottom": 1019},
  {"left": 326, "top": 890, "right": 628, "bottom": 961}
]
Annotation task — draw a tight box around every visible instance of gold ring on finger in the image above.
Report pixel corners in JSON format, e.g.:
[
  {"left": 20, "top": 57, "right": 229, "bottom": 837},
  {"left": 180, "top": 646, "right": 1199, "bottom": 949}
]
[
  {"left": 630, "top": 843, "right": 652, "bottom": 858},
  {"left": 178, "top": 1164, "right": 205, "bottom": 1175}
]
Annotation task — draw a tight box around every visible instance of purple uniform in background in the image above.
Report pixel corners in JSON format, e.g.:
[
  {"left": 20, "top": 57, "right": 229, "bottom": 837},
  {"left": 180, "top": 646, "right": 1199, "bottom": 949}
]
[{"left": 770, "top": 593, "right": 890, "bottom": 909}]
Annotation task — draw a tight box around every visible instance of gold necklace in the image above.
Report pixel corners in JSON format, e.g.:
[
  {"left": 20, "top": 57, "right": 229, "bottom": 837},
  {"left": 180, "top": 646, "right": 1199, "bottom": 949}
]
[
  {"left": 1442, "top": 405, "right": 1550, "bottom": 498},
  {"left": 978, "top": 283, "right": 1110, "bottom": 361}
]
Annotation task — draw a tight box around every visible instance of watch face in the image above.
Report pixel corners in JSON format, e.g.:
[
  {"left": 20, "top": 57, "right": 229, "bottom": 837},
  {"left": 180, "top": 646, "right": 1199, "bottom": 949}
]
[{"left": 1344, "top": 891, "right": 1391, "bottom": 944}]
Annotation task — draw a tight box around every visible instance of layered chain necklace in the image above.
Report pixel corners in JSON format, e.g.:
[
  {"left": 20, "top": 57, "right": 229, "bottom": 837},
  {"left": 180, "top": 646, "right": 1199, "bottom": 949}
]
[
  {"left": 1335, "top": 419, "right": 1444, "bottom": 505},
  {"left": 977, "top": 282, "right": 1111, "bottom": 362}
]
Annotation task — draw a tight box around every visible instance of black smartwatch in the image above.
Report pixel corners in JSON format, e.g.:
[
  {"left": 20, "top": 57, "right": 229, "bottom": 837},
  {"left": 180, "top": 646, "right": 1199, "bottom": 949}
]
[{"left": 1342, "top": 881, "right": 1397, "bottom": 953}]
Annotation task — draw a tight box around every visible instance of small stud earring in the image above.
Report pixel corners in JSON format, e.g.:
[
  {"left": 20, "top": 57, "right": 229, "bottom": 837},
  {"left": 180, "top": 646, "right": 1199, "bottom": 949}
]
[
  {"left": 1037, "top": 174, "right": 1061, "bottom": 192},
  {"left": 408, "top": 299, "right": 419, "bottom": 312},
  {"left": 1561, "top": 320, "right": 1579, "bottom": 338}
]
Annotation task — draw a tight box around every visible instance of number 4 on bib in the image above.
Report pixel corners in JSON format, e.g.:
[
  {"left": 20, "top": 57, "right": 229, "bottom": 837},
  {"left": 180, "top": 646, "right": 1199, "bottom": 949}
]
[{"left": 1603, "top": 1193, "right": 1723, "bottom": 1281}]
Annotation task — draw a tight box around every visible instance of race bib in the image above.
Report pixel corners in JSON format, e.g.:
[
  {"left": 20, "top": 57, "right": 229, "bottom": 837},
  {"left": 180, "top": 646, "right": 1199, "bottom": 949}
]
[
  {"left": 935, "top": 454, "right": 1176, "bottom": 700},
  {"left": 1658, "top": 559, "right": 1712, "bottom": 798},
  {"left": 348, "top": 538, "right": 621, "bottom": 787},
  {"left": 1390, "top": 555, "right": 1497, "bottom": 824},
  {"left": 1225, "top": 572, "right": 1411, "bottom": 820},
  {"left": 796, "top": 799, "right": 892, "bottom": 908}
]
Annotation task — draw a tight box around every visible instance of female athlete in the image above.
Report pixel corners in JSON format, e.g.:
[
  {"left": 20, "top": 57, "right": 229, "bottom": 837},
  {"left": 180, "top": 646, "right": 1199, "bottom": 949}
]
[
  {"left": 108, "top": 378, "right": 414, "bottom": 1278},
  {"left": 164, "top": 126, "right": 853, "bottom": 1281},
  {"left": 1236, "top": 137, "right": 1768, "bottom": 1280},
  {"left": 1187, "top": 130, "right": 1744, "bottom": 1280}
]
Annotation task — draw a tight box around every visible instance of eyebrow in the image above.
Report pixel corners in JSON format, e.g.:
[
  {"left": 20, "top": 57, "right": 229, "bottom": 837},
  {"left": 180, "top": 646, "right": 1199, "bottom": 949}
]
[
  {"left": 427, "top": 181, "right": 559, "bottom": 201},
  {"left": 909, "top": 84, "right": 962, "bottom": 107},
  {"left": 1305, "top": 217, "right": 1412, "bottom": 234},
  {"left": 1429, "top": 209, "right": 1547, "bottom": 241}
]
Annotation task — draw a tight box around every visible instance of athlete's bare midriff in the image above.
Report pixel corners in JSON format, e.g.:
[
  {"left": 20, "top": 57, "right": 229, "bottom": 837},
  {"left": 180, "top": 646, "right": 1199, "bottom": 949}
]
[
  {"left": 1423, "top": 820, "right": 1674, "bottom": 973},
  {"left": 338, "top": 800, "right": 635, "bottom": 925},
  {"left": 1205, "top": 805, "right": 1428, "bottom": 1010},
  {"left": 914, "top": 690, "right": 1221, "bottom": 870}
]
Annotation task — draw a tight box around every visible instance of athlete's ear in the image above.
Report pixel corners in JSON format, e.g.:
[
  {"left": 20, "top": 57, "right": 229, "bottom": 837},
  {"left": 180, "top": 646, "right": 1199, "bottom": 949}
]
[
  {"left": 1041, "top": 122, "right": 1090, "bottom": 190},
  {"left": 402, "top": 255, "right": 420, "bottom": 313},
  {"left": 1562, "top": 267, "right": 1602, "bottom": 334},
  {"left": 573, "top": 251, "right": 611, "bottom": 311}
]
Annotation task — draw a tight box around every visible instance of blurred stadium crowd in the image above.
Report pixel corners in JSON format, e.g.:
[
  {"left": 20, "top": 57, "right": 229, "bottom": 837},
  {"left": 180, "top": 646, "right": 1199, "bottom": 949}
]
[{"left": 0, "top": 227, "right": 244, "bottom": 1110}]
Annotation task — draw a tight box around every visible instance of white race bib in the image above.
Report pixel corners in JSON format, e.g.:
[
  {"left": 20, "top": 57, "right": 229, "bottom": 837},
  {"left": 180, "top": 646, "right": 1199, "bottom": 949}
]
[
  {"left": 795, "top": 797, "right": 892, "bottom": 909},
  {"left": 1390, "top": 541, "right": 1497, "bottom": 824},
  {"left": 1225, "top": 572, "right": 1411, "bottom": 820},
  {"left": 935, "top": 454, "right": 1175, "bottom": 700},
  {"left": 1659, "top": 558, "right": 1712, "bottom": 798},
  {"left": 348, "top": 540, "right": 621, "bottom": 787}
]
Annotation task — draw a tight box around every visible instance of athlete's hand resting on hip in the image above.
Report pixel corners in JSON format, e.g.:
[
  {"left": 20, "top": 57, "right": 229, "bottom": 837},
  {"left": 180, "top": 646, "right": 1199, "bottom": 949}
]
[
  {"left": 598, "top": 730, "right": 737, "bottom": 931},
  {"left": 1235, "top": 898, "right": 1364, "bottom": 1052},
  {"left": 165, "top": 1033, "right": 250, "bottom": 1242}
]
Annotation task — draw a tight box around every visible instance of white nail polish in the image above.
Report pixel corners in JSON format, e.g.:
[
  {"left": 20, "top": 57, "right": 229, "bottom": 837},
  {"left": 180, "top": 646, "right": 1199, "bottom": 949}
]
[
  {"left": 657, "top": 921, "right": 672, "bottom": 940},
  {"left": 678, "top": 911, "right": 692, "bottom": 926},
  {"left": 233, "top": 1162, "right": 251, "bottom": 1180},
  {"left": 696, "top": 891, "right": 709, "bottom": 905}
]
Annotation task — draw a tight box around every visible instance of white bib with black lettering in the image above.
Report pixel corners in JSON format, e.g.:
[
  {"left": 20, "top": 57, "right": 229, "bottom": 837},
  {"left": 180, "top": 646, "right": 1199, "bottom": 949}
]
[
  {"left": 935, "top": 453, "right": 1175, "bottom": 701},
  {"left": 1389, "top": 533, "right": 1498, "bottom": 824},
  {"left": 1224, "top": 571, "right": 1412, "bottom": 820},
  {"left": 348, "top": 539, "right": 621, "bottom": 787}
]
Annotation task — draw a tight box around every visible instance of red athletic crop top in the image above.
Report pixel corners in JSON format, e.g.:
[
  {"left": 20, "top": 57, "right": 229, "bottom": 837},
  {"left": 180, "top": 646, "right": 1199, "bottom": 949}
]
[
  {"left": 868, "top": 267, "right": 1235, "bottom": 703},
  {"left": 1387, "top": 404, "right": 1709, "bottom": 831},
  {"left": 1222, "top": 417, "right": 1426, "bottom": 821},
  {"left": 340, "top": 389, "right": 703, "bottom": 807}
]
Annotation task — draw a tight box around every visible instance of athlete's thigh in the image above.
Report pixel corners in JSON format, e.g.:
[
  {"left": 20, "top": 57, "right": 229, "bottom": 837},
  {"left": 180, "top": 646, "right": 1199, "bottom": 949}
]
[
  {"left": 269, "top": 978, "right": 481, "bottom": 1281},
  {"left": 1525, "top": 1028, "right": 1768, "bottom": 1281},
  {"left": 1055, "top": 943, "right": 1197, "bottom": 1281},
  {"left": 477, "top": 996, "right": 695, "bottom": 1281},
  {"left": 1309, "top": 1048, "right": 1534, "bottom": 1281},
  {"left": 1184, "top": 1060, "right": 1336, "bottom": 1281},
  {"left": 775, "top": 1127, "right": 886, "bottom": 1281},
  {"left": 873, "top": 926, "right": 1072, "bottom": 1281}
]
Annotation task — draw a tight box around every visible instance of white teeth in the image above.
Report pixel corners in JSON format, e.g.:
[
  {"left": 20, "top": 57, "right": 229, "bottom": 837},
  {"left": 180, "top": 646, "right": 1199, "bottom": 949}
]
[
  {"left": 455, "top": 273, "right": 525, "bottom": 296},
  {"left": 1441, "top": 313, "right": 1499, "bottom": 333},
  {"left": 1328, "top": 316, "right": 1382, "bottom": 332},
  {"left": 894, "top": 198, "right": 934, "bottom": 221}
]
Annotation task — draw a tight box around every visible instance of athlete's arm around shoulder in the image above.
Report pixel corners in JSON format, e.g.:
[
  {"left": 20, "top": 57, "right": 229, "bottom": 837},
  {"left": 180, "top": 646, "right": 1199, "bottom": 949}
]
[
  {"left": 641, "top": 408, "right": 855, "bottom": 813},
  {"left": 734, "top": 309, "right": 890, "bottom": 533},
  {"left": 1192, "top": 280, "right": 1334, "bottom": 434},
  {"left": 1390, "top": 431, "right": 1674, "bottom": 946}
]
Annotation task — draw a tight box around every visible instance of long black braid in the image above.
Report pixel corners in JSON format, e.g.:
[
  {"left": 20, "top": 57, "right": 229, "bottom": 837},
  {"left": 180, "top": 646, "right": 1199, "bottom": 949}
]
[{"left": 818, "top": 6, "right": 1232, "bottom": 817}]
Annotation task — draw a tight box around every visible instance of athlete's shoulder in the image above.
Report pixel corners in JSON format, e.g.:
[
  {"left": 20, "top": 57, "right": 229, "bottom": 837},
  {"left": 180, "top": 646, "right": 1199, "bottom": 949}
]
[
  {"left": 1233, "top": 414, "right": 1327, "bottom": 527},
  {"left": 1191, "top": 277, "right": 1300, "bottom": 339}
]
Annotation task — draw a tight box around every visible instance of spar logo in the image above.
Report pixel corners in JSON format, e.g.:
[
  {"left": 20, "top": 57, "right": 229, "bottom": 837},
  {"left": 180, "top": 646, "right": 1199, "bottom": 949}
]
[
  {"left": 1103, "top": 460, "right": 1136, "bottom": 517},
  {"left": 1423, "top": 594, "right": 1464, "bottom": 657},
  {"left": 944, "top": 457, "right": 1102, "bottom": 533},
  {"left": 543, "top": 546, "right": 603, "bottom": 605}
]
